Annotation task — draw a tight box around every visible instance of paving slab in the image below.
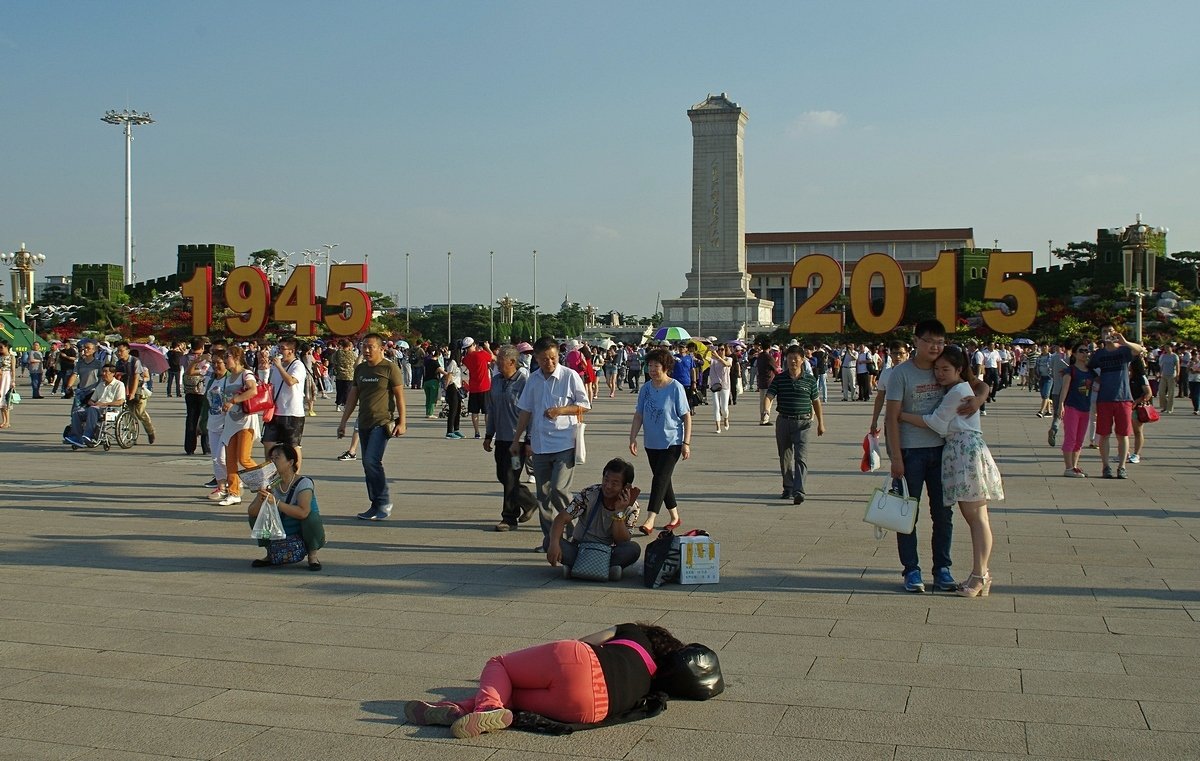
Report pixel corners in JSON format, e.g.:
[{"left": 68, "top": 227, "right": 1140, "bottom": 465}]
[{"left": 2, "top": 382, "right": 1198, "bottom": 758}]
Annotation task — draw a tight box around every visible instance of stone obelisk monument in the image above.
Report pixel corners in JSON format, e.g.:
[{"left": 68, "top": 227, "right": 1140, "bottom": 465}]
[{"left": 661, "top": 93, "right": 773, "bottom": 339}]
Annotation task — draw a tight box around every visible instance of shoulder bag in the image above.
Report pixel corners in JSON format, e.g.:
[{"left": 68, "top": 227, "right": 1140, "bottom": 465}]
[
  {"left": 241, "top": 374, "right": 276, "bottom": 422},
  {"left": 569, "top": 494, "right": 613, "bottom": 581},
  {"left": 1135, "top": 404, "right": 1160, "bottom": 424}
]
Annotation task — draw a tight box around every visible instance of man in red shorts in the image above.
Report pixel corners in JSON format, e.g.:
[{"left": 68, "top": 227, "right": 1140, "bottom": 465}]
[
  {"left": 1087, "top": 323, "right": 1143, "bottom": 479},
  {"left": 462, "top": 337, "right": 494, "bottom": 439}
]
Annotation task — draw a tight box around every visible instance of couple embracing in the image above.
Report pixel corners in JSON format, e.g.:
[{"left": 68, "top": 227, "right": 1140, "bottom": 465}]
[{"left": 883, "top": 319, "right": 1005, "bottom": 598}]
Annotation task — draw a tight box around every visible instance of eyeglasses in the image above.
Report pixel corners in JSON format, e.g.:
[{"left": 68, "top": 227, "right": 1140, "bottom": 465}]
[{"left": 917, "top": 337, "right": 946, "bottom": 347}]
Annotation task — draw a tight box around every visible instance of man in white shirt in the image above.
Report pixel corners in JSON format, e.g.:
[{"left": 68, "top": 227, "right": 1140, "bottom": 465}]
[
  {"left": 263, "top": 337, "right": 309, "bottom": 464},
  {"left": 65, "top": 364, "right": 126, "bottom": 446},
  {"left": 511, "top": 336, "right": 591, "bottom": 552}
]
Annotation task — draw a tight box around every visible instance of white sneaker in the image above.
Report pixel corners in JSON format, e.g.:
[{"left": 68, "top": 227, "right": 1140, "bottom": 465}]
[
  {"left": 218, "top": 493, "right": 242, "bottom": 506},
  {"left": 207, "top": 488, "right": 227, "bottom": 501}
]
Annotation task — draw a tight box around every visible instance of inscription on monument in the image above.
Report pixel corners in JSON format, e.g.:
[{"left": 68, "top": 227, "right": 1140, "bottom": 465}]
[{"left": 708, "top": 157, "right": 721, "bottom": 248}]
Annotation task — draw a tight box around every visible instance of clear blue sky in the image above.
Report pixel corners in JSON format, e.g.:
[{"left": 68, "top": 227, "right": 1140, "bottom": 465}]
[{"left": 4, "top": 1, "right": 1198, "bottom": 316}]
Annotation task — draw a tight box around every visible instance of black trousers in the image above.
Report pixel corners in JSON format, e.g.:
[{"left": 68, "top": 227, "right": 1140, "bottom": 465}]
[
  {"left": 645, "top": 445, "right": 682, "bottom": 515},
  {"left": 184, "top": 393, "right": 209, "bottom": 454},
  {"left": 335, "top": 379, "right": 352, "bottom": 407},
  {"left": 445, "top": 385, "right": 461, "bottom": 433}
]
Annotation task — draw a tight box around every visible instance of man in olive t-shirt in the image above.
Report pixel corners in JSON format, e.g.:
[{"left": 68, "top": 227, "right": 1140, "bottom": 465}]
[{"left": 338, "top": 334, "right": 406, "bottom": 521}]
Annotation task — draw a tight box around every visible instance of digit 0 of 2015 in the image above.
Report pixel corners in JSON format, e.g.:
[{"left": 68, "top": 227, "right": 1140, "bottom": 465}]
[
  {"left": 788, "top": 251, "right": 1037, "bottom": 335},
  {"left": 180, "top": 263, "right": 372, "bottom": 337}
]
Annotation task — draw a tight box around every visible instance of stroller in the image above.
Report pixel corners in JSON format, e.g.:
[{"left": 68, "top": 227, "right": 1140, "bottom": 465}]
[{"left": 438, "top": 386, "right": 469, "bottom": 419}]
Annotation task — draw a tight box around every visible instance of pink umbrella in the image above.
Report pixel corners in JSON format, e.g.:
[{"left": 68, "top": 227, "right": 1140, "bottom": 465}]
[{"left": 129, "top": 342, "right": 169, "bottom": 374}]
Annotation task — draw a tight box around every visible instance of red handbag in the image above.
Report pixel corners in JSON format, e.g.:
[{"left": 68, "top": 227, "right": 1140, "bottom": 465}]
[
  {"left": 241, "top": 380, "right": 275, "bottom": 423},
  {"left": 1135, "top": 404, "right": 1160, "bottom": 424}
]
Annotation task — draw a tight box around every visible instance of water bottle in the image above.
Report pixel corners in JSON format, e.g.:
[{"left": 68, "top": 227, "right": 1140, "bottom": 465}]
[{"left": 511, "top": 455, "right": 522, "bottom": 471}]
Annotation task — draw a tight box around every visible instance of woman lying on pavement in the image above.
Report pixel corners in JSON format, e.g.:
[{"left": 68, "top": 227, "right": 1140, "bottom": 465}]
[{"left": 405, "top": 622, "right": 685, "bottom": 738}]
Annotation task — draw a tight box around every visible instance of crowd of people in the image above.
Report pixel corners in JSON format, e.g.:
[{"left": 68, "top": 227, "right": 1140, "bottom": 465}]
[{"left": 1, "top": 320, "right": 1191, "bottom": 590}]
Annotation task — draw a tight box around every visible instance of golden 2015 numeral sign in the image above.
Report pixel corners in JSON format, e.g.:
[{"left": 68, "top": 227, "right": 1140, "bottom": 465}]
[
  {"left": 180, "top": 264, "right": 373, "bottom": 337},
  {"left": 788, "top": 251, "right": 1037, "bottom": 335}
]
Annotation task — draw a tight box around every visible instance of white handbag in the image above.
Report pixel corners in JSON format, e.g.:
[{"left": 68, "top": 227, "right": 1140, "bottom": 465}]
[{"left": 863, "top": 477, "right": 918, "bottom": 539}]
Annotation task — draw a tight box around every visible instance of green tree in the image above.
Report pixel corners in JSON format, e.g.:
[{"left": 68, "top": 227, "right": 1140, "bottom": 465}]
[
  {"left": 1053, "top": 241, "right": 1098, "bottom": 266},
  {"left": 366, "top": 291, "right": 397, "bottom": 309},
  {"left": 249, "top": 249, "right": 284, "bottom": 268},
  {"left": 1169, "top": 250, "right": 1200, "bottom": 266},
  {"left": 1171, "top": 305, "right": 1200, "bottom": 344}
]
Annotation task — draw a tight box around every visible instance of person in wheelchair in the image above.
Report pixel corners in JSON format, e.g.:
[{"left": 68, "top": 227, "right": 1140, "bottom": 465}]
[{"left": 65, "top": 364, "right": 126, "bottom": 447}]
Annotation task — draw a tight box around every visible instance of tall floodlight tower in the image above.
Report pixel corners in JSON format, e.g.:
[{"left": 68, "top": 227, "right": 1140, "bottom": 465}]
[{"left": 101, "top": 109, "right": 155, "bottom": 286}]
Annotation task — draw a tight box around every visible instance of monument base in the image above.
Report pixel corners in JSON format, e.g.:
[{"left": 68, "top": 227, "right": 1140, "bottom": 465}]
[{"left": 659, "top": 296, "right": 775, "bottom": 341}]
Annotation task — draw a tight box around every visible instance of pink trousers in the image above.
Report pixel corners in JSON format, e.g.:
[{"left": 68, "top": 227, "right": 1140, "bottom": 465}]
[
  {"left": 455, "top": 640, "right": 609, "bottom": 723},
  {"left": 1061, "top": 406, "right": 1089, "bottom": 453}
]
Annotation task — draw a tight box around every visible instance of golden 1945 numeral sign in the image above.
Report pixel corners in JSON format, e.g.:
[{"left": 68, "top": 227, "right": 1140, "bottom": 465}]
[
  {"left": 788, "top": 251, "right": 1037, "bottom": 335},
  {"left": 181, "top": 264, "right": 372, "bottom": 337}
]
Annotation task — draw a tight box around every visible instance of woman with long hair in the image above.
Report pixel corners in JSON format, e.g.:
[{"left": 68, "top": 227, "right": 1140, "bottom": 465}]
[
  {"left": 439, "top": 343, "right": 463, "bottom": 438},
  {"left": 629, "top": 348, "right": 690, "bottom": 534},
  {"left": 0, "top": 340, "right": 14, "bottom": 429},
  {"left": 405, "top": 622, "right": 685, "bottom": 738},
  {"left": 218, "top": 345, "right": 261, "bottom": 506},
  {"left": 708, "top": 343, "right": 734, "bottom": 432},
  {"left": 899, "top": 344, "right": 1004, "bottom": 598},
  {"left": 1128, "top": 355, "right": 1153, "bottom": 463}
]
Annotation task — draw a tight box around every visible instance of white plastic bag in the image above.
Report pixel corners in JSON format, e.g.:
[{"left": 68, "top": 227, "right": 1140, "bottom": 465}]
[
  {"left": 251, "top": 496, "right": 287, "bottom": 542},
  {"left": 860, "top": 433, "right": 880, "bottom": 473},
  {"left": 574, "top": 421, "right": 587, "bottom": 464}
]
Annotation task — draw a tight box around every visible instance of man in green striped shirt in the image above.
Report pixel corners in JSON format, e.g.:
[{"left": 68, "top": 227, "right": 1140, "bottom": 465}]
[{"left": 765, "top": 345, "right": 826, "bottom": 504}]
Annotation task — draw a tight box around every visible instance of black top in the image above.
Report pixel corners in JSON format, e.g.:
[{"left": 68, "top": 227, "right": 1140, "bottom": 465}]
[{"left": 590, "top": 623, "right": 654, "bottom": 718}]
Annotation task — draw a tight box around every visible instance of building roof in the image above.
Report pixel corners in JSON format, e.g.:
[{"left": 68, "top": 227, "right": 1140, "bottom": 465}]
[{"left": 747, "top": 228, "right": 974, "bottom": 244}]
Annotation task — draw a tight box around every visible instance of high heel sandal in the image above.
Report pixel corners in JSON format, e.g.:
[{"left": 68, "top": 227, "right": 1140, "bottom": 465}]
[
  {"left": 663, "top": 518, "right": 683, "bottom": 531},
  {"left": 638, "top": 524, "right": 654, "bottom": 536},
  {"left": 956, "top": 572, "right": 992, "bottom": 598}
]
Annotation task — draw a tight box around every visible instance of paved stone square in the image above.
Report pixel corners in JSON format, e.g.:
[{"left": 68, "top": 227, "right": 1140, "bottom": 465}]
[{"left": 1, "top": 379, "right": 1198, "bottom": 760}]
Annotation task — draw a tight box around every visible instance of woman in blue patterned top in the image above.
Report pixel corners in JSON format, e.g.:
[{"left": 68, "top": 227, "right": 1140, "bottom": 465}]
[
  {"left": 629, "top": 347, "right": 691, "bottom": 534},
  {"left": 246, "top": 443, "right": 325, "bottom": 570}
]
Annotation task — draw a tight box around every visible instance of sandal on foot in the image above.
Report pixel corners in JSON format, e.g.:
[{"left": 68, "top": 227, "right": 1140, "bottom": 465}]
[
  {"left": 251, "top": 558, "right": 272, "bottom": 568},
  {"left": 308, "top": 560, "right": 322, "bottom": 572},
  {"left": 638, "top": 525, "right": 654, "bottom": 536}
]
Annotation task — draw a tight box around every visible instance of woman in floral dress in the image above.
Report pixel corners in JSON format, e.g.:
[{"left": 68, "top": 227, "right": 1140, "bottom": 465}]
[{"left": 900, "top": 345, "right": 1003, "bottom": 598}]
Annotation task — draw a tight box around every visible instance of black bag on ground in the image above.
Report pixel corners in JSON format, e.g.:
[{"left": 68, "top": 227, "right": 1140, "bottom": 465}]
[
  {"left": 651, "top": 643, "right": 725, "bottom": 700},
  {"left": 642, "top": 530, "right": 681, "bottom": 588}
]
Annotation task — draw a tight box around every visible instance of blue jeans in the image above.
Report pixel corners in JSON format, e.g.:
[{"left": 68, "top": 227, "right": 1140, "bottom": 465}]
[
  {"left": 532, "top": 448, "right": 576, "bottom": 550},
  {"left": 29, "top": 370, "right": 43, "bottom": 397},
  {"left": 895, "top": 445, "right": 953, "bottom": 575},
  {"left": 361, "top": 424, "right": 393, "bottom": 509}
]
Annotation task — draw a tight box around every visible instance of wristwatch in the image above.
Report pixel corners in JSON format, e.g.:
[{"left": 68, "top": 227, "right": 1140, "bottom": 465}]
[{"left": 613, "top": 510, "right": 627, "bottom": 520}]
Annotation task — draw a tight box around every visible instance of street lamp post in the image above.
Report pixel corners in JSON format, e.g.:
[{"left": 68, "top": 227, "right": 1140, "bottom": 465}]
[
  {"left": 101, "top": 109, "right": 154, "bottom": 286},
  {"left": 1, "top": 243, "right": 47, "bottom": 323},
  {"left": 1109, "top": 214, "right": 1167, "bottom": 344},
  {"left": 405, "top": 253, "right": 411, "bottom": 332},
  {"left": 489, "top": 251, "right": 494, "bottom": 343},
  {"left": 532, "top": 250, "right": 538, "bottom": 339},
  {"left": 446, "top": 252, "right": 452, "bottom": 345}
]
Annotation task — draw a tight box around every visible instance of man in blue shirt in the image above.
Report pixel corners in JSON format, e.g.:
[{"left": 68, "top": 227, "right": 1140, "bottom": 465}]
[
  {"left": 511, "top": 337, "right": 592, "bottom": 551},
  {"left": 671, "top": 343, "right": 697, "bottom": 412},
  {"left": 1087, "top": 323, "right": 1143, "bottom": 479}
]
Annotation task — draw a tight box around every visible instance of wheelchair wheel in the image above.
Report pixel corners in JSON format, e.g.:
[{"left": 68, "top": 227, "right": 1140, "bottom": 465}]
[
  {"left": 102, "top": 441, "right": 111, "bottom": 451},
  {"left": 114, "top": 409, "right": 139, "bottom": 449}
]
